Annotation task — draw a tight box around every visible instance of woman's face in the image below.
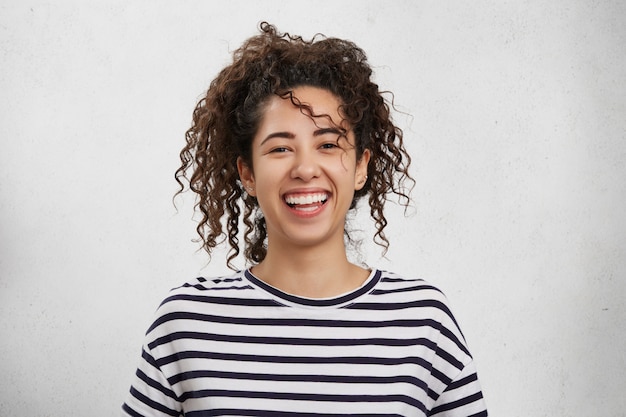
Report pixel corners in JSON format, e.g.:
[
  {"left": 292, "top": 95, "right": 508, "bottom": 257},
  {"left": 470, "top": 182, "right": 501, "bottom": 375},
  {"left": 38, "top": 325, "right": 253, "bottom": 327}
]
[{"left": 238, "top": 86, "right": 370, "bottom": 252}]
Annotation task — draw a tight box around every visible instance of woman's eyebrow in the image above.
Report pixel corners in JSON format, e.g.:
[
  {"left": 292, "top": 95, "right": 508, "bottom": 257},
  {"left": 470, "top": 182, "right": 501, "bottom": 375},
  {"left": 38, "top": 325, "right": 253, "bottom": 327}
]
[
  {"left": 260, "top": 131, "right": 295, "bottom": 145},
  {"left": 260, "top": 127, "right": 342, "bottom": 145},
  {"left": 314, "top": 127, "right": 342, "bottom": 136}
]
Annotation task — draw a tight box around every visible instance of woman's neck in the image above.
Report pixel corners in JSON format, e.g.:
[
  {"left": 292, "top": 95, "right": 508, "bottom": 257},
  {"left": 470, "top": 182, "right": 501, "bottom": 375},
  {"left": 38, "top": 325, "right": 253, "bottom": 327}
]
[{"left": 250, "top": 241, "right": 370, "bottom": 299}]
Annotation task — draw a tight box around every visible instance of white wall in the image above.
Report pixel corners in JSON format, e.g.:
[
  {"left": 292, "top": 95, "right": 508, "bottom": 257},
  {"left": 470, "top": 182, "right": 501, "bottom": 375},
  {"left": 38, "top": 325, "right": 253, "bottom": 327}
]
[{"left": 1, "top": 1, "right": 624, "bottom": 415}]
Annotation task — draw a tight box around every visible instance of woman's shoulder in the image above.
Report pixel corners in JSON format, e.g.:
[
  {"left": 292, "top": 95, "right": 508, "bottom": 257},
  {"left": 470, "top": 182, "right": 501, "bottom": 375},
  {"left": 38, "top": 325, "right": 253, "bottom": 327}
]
[
  {"left": 372, "top": 270, "right": 472, "bottom": 355},
  {"left": 370, "top": 270, "right": 461, "bottom": 327},
  {"left": 144, "top": 270, "right": 269, "bottom": 336},
  {"left": 152, "top": 270, "right": 264, "bottom": 314},
  {"left": 171, "top": 270, "right": 248, "bottom": 293},
  {"left": 374, "top": 269, "right": 448, "bottom": 301}
]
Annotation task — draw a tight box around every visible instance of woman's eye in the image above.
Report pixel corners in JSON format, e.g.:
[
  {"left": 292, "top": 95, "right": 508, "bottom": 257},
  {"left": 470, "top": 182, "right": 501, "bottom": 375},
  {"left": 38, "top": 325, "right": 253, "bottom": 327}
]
[
  {"left": 320, "top": 143, "right": 338, "bottom": 150},
  {"left": 270, "top": 147, "right": 289, "bottom": 153}
]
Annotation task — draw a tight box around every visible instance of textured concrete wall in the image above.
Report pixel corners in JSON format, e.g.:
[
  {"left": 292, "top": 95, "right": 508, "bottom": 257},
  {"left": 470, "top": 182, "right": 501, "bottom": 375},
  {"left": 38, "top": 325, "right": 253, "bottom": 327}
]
[{"left": 1, "top": 1, "right": 624, "bottom": 415}]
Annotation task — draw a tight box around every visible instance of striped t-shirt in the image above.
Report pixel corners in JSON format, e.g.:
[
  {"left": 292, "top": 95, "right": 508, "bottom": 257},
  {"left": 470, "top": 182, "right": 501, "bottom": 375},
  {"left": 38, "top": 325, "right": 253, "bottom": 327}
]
[{"left": 122, "top": 269, "right": 487, "bottom": 416}]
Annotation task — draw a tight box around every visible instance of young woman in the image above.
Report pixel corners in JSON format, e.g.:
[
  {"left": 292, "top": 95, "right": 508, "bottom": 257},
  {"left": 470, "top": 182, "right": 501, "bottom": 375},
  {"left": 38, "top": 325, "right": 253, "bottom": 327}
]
[{"left": 122, "top": 23, "right": 487, "bottom": 417}]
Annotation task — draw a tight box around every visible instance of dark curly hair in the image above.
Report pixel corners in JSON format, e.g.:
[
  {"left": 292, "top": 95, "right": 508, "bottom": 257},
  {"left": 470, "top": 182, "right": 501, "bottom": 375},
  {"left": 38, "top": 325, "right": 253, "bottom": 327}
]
[{"left": 175, "top": 22, "right": 413, "bottom": 269}]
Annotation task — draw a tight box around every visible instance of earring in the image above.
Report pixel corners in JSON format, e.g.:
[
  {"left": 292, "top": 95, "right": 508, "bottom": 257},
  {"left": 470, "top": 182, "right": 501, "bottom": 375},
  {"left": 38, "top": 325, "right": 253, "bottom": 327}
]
[{"left": 358, "top": 175, "right": 368, "bottom": 185}]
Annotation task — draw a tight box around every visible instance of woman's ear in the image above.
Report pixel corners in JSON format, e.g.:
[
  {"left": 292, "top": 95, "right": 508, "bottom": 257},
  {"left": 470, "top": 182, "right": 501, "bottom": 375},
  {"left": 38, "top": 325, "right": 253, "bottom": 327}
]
[
  {"left": 237, "top": 157, "right": 256, "bottom": 196},
  {"left": 354, "top": 149, "right": 371, "bottom": 191}
]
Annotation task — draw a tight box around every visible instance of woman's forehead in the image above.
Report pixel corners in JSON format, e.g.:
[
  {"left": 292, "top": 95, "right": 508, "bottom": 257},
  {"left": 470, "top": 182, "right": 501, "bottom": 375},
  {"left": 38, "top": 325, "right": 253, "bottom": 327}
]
[{"left": 260, "top": 87, "right": 347, "bottom": 127}]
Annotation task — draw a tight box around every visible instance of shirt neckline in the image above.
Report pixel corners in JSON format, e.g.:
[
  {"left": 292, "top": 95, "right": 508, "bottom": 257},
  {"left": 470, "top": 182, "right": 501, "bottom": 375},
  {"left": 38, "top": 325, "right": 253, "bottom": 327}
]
[{"left": 243, "top": 268, "right": 381, "bottom": 308}]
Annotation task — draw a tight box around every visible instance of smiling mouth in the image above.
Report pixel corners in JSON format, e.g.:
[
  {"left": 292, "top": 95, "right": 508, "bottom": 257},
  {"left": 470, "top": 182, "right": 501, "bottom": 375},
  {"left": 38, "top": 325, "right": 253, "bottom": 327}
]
[{"left": 284, "top": 192, "right": 329, "bottom": 209}]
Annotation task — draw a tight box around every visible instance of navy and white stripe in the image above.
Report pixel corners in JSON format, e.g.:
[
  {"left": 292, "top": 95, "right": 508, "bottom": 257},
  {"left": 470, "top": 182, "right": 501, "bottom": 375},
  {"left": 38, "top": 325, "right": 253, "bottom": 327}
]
[{"left": 122, "top": 270, "right": 487, "bottom": 416}]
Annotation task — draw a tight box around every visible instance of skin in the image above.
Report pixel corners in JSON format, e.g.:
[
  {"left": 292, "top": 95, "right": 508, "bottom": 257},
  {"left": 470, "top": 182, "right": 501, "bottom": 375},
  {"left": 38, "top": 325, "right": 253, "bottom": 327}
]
[{"left": 237, "top": 86, "right": 371, "bottom": 298}]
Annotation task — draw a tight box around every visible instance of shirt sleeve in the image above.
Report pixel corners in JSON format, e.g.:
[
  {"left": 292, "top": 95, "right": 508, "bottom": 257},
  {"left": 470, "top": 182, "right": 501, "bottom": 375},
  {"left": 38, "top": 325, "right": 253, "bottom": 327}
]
[
  {"left": 121, "top": 343, "right": 182, "bottom": 417},
  {"left": 430, "top": 359, "right": 488, "bottom": 417}
]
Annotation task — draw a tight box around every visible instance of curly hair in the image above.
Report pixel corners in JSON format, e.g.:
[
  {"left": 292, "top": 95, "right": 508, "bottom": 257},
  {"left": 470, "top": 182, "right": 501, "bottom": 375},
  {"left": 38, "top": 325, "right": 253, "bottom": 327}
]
[{"left": 175, "top": 22, "right": 413, "bottom": 269}]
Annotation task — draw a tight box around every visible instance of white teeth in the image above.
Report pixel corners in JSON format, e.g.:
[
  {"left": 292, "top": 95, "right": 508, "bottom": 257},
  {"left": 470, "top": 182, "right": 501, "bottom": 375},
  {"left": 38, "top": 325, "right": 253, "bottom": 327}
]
[{"left": 285, "top": 193, "right": 328, "bottom": 206}]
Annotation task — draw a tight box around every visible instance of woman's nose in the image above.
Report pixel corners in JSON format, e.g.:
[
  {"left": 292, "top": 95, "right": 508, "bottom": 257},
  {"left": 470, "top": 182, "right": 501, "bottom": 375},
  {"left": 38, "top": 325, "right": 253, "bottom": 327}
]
[{"left": 290, "top": 149, "right": 321, "bottom": 181}]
